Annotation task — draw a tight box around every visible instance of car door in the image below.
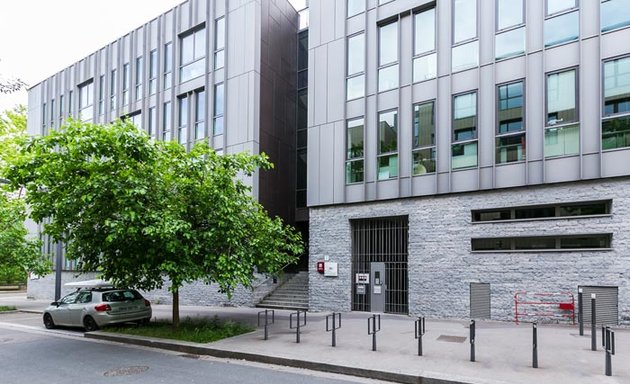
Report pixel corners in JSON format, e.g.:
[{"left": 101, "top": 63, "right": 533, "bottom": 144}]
[
  {"left": 65, "top": 291, "right": 92, "bottom": 327},
  {"left": 49, "top": 291, "right": 79, "bottom": 325}
]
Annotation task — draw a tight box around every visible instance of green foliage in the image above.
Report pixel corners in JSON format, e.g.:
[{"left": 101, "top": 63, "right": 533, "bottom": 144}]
[
  {"left": 0, "top": 106, "right": 50, "bottom": 280},
  {"left": 109, "top": 316, "right": 254, "bottom": 343},
  {"left": 8, "top": 119, "right": 302, "bottom": 310},
  {"left": 0, "top": 306, "right": 17, "bottom": 312}
]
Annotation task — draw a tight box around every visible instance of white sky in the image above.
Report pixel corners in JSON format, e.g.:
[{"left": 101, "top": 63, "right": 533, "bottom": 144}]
[{"left": 0, "top": 0, "right": 306, "bottom": 112}]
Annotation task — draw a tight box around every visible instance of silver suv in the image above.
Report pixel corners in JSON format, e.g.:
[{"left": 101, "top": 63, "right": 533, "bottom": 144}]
[{"left": 43, "top": 288, "right": 152, "bottom": 331}]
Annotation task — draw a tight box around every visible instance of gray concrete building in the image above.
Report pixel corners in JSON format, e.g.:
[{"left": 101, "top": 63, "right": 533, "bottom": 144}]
[
  {"left": 26, "top": 0, "right": 303, "bottom": 303},
  {"left": 307, "top": 0, "right": 630, "bottom": 324}
]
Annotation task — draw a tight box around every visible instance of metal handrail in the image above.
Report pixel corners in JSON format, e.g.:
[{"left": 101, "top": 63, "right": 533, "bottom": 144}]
[{"left": 251, "top": 262, "right": 296, "bottom": 290}]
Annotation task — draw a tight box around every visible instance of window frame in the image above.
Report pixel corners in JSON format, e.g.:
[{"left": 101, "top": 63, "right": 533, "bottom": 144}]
[
  {"left": 347, "top": 0, "right": 366, "bottom": 18},
  {"left": 213, "top": 83, "right": 225, "bottom": 136},
  {"left": 412, "top": 100, "right": 437, "bottom": 175},
  {"left": 452, "top": 0, "right": 478, "bottom": 45},
  {"left": 412, "top": 6, "right": 437, "bottom": 83},
  {"left": 377, "top": 108, "right": 399, "bottom": 180},
  {"left": 496, "top": 0, "right": 525, "bottom": 32},
  {"left": 346, "top": 31, "right": 366, "bottom": 100},
  {"left": 345, "top": 116, "right": 365, "bottom": 184},
  {"left": 495, "top": 79, "right": 526, "bottom": 164},
  {"left": 179, "top": 25, "right": 207, "bottom": 83},
  {"left": 601, "top": 0, "right": 630, "bottom": 33},
  {"left": 546, "top": 0, "right": 579, "bottom": 17},
  {"left": 377, "top": 19, "right": 399, "bottom": 93},
  {"left": 214, "top": 17, "right": 225, "bottom": 70},
  {"left": 601, "top": 54, "right": 630, "bottom": 151}
]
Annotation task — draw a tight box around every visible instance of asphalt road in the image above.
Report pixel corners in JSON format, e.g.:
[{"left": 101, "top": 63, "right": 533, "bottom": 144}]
[{"left": 0, "top": 312, "right": 389, "bottom": 384}]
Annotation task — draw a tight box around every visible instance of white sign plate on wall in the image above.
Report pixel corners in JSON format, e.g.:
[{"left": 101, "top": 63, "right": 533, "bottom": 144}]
[
  {"left": 324, "top": 262, "right": 338, "bottom": 277},
  {"left": 355, "top": 273, "right": 370, "bottom": 284}
]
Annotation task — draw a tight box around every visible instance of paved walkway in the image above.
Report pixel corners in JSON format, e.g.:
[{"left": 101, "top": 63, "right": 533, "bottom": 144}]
[{"left": 1, "top": 292, "right": 627, "bottom": 384}]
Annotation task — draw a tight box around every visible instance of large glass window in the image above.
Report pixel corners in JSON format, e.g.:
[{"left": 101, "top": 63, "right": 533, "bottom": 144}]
[
  {"left": 452, "top": 92, "right": 478, "bottom": 169},
  {"left": 346, "top": 118, "right": 364, "bottom": 183},
  {"left": 180, "top": 27, "right": 206, "bottom": 83},
  {"left": 79, "top": 80, "right": 94, "bottom": 121},
  {"left": 135, "top": 56, "right": 143, "bottom": 101},
  {"left": 377, "top": 110, "right": 398, "bottom": 180},
  {"left": 496, "top": 81, "right": 525, "bottom": 163},
  {"left": 122, "top": 63, "right": 130, "bottom": 105},
  {"left": 178, "top": 96, "right": 189, "bottom": 144},
  {"left": 162, "top": 101, "right": 172, "bottom": 141},
  {"left": 545, "top": 10, "right": 579, "bottom": 47},
  {"left": 601, "top": 0, "right": 630, "bottom": 32},
  {"left": 378, "top": 21, "right": 398, "bottom": 92},
  {"left": 215, "top": 18, "right": 225, "bottom": 70},
  {"left": 347, "top": 33, "right": 365, "bottom": 100},
  {"left": 149, "top": 49, "right": 157, "bottom": 95},
  {"left": 195, "top": 90, "right": 206, "bottom": 140},
  {"left": 148, "top": 107, "right": 156, "bottom": 139},
  {"left": 347, "top": 0, "right": 365, "bottom": 18},
  {"left": 213, "top": 83, "right": 224, "bottom": 136},
  {"left": 452, "top": 40, "right": 478, "bottom": 72},
  {"left": 98, "top": 75, "right": 104, "bottom": 116},
  {"left": 545, "top": 69, "right": 579, "bottom": 157},
  {"left": 547, "top": 0, "right": 577, "bottom": 15},
  {"left": 497, "top": 0, "right": 523, "bottom": 30},
  {"left": 164, "top": 42, "right": 173, "bottom": 89},
  {"left": 413, "top": 7, "right": 436, "bottom": 83},
  {"left": 602, "top": 56, "right": 630, "bottom": 150},
  {"left": 453, "top": 0, "right": 477, "bottom": 43},
  {"left": 496, "top": 28, "right": 525, "bottom": 60},
  {"left": 412, "top": 101, "right": 436, "bottom": 175}
]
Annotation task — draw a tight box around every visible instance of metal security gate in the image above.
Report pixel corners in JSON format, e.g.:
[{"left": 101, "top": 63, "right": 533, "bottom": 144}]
[
  {"left": 351, "top": 216, "right": 408, "bottom": 314},
  {"left": 579, "top": 286, "right": 618, "bottom": 325},
  {"left": 470, "top": 283, "right": 491, "bottom": 319}
]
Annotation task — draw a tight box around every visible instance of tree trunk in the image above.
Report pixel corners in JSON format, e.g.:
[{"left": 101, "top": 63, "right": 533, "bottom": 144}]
[{"left": 172, "top": 289, "right": 180, "bottom": 329}]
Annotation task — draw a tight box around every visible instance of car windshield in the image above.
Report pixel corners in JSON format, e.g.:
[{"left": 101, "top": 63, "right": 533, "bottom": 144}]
[{"left": 101, "top": 290, "right": 142, "bottom": 302}]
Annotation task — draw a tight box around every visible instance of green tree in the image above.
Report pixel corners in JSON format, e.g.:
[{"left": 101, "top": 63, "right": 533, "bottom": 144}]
[
  {"left": 8, "top": 119, "right": 302, "bottom": 326},
  {"left": 0, "top": 106, "right": 50, "bottom": 283}
]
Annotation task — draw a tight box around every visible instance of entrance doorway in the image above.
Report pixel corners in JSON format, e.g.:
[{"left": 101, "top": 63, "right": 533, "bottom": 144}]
[{"left": 351, "top": 216, "right": 408, "bottom": 314}]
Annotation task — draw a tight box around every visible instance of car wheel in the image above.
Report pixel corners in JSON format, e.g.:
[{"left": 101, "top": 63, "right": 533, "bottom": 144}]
[
  {"left": 83, "top": 316, "right": 99, "bottom": 332},
  {"left": 43, "top": 313, "right": 56, "bottom": 329},
  {"left": 139, "top": 317, "right": 150, "bottom": 325}
]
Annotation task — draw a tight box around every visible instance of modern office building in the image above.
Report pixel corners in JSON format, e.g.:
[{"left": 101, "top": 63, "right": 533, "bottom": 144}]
[
  {"left": 306, "top": 0, "right": 630, "bottom": 324},
  {"left": 25, "top": 0, "right": 304, "bottom": 304},
  {"left": 25, "top": 0, "right": 630, "bottom": 324}
]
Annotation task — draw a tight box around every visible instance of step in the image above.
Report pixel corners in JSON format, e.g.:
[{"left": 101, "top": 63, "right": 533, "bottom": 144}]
[{"left": 259, "top": 300, "right": 309, "bottom": 306}]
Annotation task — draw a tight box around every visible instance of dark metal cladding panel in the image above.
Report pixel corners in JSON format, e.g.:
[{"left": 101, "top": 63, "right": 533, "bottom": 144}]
[
  {"left": 579, "top": 286, "right": 618, "bottom": 325},
  {"left": 470, "top": 283, "right": 491, "bottom": 319}
]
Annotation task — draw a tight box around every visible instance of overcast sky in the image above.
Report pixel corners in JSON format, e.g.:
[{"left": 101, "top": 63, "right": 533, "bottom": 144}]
[{"left": 0, "top": 0, "right": 306, "bottom": 112}]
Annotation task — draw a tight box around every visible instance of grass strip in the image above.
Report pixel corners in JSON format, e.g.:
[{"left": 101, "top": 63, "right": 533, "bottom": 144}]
[
  {"left": 0, "top": 306, "right": 17, "bottom": 312},
  {"left": 108, "top": 316, "right": 254, "bottom": 343}
]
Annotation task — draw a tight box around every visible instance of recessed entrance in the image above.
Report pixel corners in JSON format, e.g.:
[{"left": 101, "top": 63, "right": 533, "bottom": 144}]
[{"left": 351, "top": 216, "right": 408, "bottom": 314}]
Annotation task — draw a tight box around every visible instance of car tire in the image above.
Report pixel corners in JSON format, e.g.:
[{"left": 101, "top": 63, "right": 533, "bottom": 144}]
[
  {"left": 43, "top": 313, "right": 56, "bottom": 329},
  {"left": 83, "top": 316, "right": 99, "bottom": 332}
]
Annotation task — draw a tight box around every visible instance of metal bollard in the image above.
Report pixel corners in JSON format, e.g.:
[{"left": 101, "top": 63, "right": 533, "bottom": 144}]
[
  {"left": 532, "top": 322, "right": 538, "bottom": 368},
  {"left": 470, "top": 320, "right": 476, "bottom": 362},
  {"left": 367, "top": 314, "right": 381, "bottom": 351},
  {"left": 591, "top": 294, "right": 597, "bottom": 351},
  {"left": 289, "top": 310, "right": 307, "bottom": 343},
  {"left": 257, "top": 309, "right": 275, "bottom": 340},
  {"left": 603, "top": 326, "right": 615, "bottom": 376},
  {"left": 326, "top": 312, "right": 342, "bottom": 347},
  {"left": 578, "top": 288, "right": 584, "bottom": 336},
  {"left": 414, "top": 317, "right": 426, "bottom": 356}
]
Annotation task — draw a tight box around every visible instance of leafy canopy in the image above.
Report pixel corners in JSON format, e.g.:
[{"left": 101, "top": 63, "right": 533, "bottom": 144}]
[
  {"left": 0, "top": 106, "right": 50, "bottom": 280},
  {"left": 7, "top": 119, "right": 302, "bottom": 296}
]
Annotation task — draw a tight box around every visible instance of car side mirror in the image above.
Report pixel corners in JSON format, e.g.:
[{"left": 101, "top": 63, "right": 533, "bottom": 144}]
[{"left": 51, "top": 301, "right": 59, "bottom": 306}]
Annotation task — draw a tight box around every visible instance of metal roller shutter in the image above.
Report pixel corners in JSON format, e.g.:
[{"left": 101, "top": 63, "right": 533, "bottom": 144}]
[
  {"left": 470, "top": 283, "right": 491, "bottom": 319},
  {"left": 578, "top": 286, "right": 618, "bottom": 325}
]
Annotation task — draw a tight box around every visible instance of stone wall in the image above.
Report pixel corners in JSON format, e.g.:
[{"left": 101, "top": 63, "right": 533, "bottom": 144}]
[
  {"left": 28, "top": 272, "right": 280, "bottom": 307},
  {"left": 309, "top": 178, "right": 630, "bottom": 324}
]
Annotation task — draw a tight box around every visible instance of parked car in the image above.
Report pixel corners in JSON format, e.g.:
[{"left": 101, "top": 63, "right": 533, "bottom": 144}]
[{"left": 43, "top": 280, "right": 152, "bottom": 331}]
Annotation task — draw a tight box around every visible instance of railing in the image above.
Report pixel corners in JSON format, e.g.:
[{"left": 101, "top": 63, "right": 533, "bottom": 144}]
[{"left": 514, "top": 291, "right": 575, "bottom": 325}]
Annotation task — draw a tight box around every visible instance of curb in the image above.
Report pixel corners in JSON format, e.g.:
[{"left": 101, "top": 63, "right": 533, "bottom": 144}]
[{"left": 85, "top": 332, "right": 471, "bottom": 384}]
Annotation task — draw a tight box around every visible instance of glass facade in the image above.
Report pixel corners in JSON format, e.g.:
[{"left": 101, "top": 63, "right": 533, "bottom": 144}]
[
  {"left": 378, "top": 110, "right": 398, "bottom": 180},
  {"left": 413, "top": 7, "right": 436, "bottom": 82},
  {"left": 496, "top": 81, "right": 525, "bottom": 163},
  {"left": 603, "top": 56, "right": 630, "bottom": 150},
  {"left": 213, "top": 83, "right": 224, "bottom": 136},
  {"left": 346, "top": 118, "right": 364, "bottom": 183},
  {"left": 545, "top": 10, "right": 579, "bottom": 47},
  {"left": 545, "top": 69, "right": 579, "bottom": 157},
  {"left": 347, "top": 0, "right": 365, "bottom": 17},
  {"left": 412, "top": 101, "right": 436, "bottom": 175},
  {"left": 180, "top": 27, "right": 206, "bottom": 83},
  {"left": 601, "top": 0, "right": 630, "bottom": 32},
  {"left": 452, "top": 92, "right": 478, "bottom": 169},
  {"left": 215, "top": 18, "right": 225, "bottom": 70},
  {"left": 378, "top": 21, "right": 398, "bottom": 92},
  {"left": 347, "top": 33, "right": 365, "bottom": 100}
]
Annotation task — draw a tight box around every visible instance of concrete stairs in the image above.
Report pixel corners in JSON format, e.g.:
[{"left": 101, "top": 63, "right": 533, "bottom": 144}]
[{"left": 256, "top": 271, "right": 309, "bottom": 311}]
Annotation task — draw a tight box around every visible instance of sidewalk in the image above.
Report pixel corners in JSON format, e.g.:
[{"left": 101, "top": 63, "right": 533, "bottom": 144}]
[{"left": 1, "top": 292, "right": 627, "bottom": 384}]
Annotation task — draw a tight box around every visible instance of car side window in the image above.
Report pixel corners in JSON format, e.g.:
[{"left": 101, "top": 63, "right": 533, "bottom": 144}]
[
  {"left": 76, "top": 292, "right": 92, "bottom": 304},
  {"left": 60, "top": 292, "right": 79, "bottom": 304}
]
